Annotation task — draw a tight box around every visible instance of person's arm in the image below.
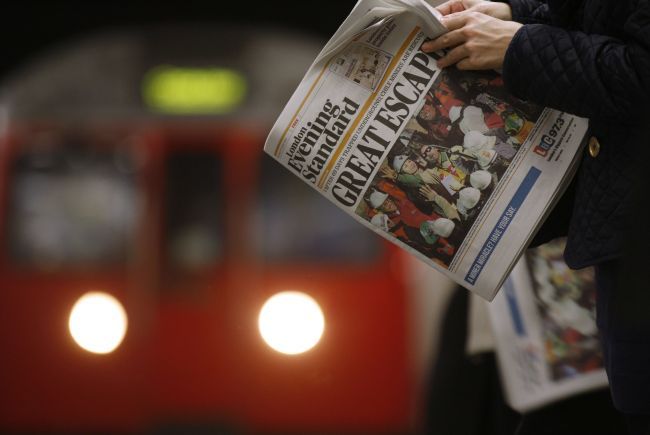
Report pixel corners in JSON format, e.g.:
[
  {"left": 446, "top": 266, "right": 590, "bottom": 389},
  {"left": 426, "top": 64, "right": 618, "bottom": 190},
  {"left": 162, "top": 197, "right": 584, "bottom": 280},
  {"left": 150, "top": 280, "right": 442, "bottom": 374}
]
[
  {"left": 424, "top": 4, "right": 650, "bottom": 123},
  {"left": 498, "top": 0, "right": 551, "bottom": 24},
  {"left": 503, "top": 19, "right": 650, "bottom": 123},
  {"left": 435, "top": 0, "right": 551, "bottom": 24},
  {"left": 377, "top": 179, "right": 408, "bottom": 201}
]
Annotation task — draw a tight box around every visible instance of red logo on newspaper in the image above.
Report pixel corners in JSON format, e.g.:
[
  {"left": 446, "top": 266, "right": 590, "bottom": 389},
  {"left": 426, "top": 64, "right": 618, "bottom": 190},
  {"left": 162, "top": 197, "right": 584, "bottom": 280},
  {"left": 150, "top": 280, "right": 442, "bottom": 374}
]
[
  {"left": 533, "top": 115, "right": 565, "bottom": 157},
  {"left": 533, "top": 135, "right": 554, "bottom": 157}
]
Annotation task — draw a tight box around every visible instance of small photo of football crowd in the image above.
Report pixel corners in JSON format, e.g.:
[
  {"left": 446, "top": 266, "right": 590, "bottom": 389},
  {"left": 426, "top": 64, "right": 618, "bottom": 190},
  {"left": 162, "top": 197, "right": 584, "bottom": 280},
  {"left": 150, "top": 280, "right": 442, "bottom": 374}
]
[{"left": 355, "top": 53, "right": 544, "bottom": 268}]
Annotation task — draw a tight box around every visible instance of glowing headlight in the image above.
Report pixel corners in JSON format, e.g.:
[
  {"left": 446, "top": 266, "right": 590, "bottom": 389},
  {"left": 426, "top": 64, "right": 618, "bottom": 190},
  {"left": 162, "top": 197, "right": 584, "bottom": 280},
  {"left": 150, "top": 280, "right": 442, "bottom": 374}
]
[
  {"left": 68, "top": 292, "right": 128, "bottom": 354},
  {"left": 258, "top": 291, "right": 325, "bottom": 355}
]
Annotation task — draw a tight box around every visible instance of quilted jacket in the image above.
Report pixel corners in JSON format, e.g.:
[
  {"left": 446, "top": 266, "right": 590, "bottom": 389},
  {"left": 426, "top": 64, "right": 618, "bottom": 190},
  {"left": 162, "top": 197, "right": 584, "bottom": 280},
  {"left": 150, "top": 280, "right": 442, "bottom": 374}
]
[{"left": 500, "top": 0, "right": 650, "bottom": 269}]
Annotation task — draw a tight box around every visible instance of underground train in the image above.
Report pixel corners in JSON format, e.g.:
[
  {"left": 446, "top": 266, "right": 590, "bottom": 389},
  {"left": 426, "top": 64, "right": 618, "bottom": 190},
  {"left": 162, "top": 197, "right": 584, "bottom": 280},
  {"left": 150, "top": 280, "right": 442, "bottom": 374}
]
[{"left": 0, "top": 24, "right": 431, "bottom": 434}]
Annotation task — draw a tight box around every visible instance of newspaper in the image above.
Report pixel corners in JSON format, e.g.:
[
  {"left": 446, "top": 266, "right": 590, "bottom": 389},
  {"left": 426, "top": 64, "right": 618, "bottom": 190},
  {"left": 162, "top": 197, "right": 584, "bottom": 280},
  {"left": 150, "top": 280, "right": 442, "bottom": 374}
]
[
  {"left": 264, "top": 0, "right": 588, "bottom": 300},
  {"left": 488, "top": 238, "right": 608, "bottom": 412}
]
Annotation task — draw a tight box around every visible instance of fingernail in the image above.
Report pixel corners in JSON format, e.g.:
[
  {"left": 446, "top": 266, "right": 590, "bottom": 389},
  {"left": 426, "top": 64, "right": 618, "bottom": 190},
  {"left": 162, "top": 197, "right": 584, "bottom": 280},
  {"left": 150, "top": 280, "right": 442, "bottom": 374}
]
[{"left": 422, "top": 42, "right": 433, "bottom": 51}]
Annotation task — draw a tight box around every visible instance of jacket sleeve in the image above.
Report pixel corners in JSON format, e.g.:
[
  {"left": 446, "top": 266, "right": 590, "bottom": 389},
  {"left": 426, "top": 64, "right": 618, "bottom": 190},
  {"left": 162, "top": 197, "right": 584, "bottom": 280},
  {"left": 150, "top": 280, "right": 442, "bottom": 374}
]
[
  {"left": 499, "top": 0, "right": 552, "bottom": 24},
  {"left": 502, "top": 10, "right": 650, "bottom": 123}
]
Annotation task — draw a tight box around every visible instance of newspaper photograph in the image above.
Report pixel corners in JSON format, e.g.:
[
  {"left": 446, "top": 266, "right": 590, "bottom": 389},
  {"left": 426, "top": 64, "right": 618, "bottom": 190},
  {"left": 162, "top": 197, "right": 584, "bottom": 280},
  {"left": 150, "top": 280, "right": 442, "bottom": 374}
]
[
  {"left": 264, "top": 0, "right": 588, "bottom": 300},
  {"left": 488, "top": 238, "right": 608, "bottom": 412}
]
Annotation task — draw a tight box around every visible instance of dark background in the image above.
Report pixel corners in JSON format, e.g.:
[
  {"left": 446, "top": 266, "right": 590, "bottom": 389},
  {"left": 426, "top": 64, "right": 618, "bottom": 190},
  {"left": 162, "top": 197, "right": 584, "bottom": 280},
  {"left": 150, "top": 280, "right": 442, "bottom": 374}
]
[{"left": 0, "top": 1, "right": 356, "bottom": 79}]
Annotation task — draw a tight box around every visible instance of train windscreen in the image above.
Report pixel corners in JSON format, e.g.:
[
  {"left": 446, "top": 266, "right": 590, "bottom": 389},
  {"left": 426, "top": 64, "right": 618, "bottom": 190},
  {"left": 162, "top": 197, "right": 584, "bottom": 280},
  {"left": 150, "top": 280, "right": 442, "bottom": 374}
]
[
  {"left": 256, "top": 154, "right": 379, "bottom": 263},
  {"left": 6, "top": 135, "right": 140, "bottom": 267}
]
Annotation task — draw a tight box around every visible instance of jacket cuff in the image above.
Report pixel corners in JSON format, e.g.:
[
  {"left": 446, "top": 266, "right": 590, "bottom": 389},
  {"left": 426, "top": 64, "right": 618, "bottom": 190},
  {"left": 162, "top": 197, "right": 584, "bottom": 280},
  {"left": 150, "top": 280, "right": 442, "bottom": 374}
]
[{"left": 501, "top": 24, "right": 529, "bottom": 100}]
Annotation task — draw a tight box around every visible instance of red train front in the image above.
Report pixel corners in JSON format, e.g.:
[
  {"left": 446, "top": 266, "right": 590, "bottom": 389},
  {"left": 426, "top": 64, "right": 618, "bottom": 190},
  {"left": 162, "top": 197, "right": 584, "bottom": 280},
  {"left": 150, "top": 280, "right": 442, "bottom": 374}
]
[{"left": 0, "top": 23, "right": 448, "bottom": 434}]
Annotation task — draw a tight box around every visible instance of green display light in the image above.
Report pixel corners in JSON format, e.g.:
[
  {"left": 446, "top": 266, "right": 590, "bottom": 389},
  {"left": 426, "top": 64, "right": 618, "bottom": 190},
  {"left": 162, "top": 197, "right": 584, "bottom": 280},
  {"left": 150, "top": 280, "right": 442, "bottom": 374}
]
[{"left": 142, "top": 66, "right": 247, "bottom": 114}]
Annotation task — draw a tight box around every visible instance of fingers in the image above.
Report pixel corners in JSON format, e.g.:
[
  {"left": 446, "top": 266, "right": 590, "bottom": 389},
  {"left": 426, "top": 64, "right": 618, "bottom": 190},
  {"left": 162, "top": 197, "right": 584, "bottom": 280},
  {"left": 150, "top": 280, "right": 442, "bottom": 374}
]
[
  {"left": 456, "top": 57, "right": 481, "bottom": 70},
  {"left": 419, "top": 185, "right": 435, "bottom": 196},
  {"left": 421, "top": 28, "right": 465, "bottom": 53},
  {"left": 423, "top": 9, "right": 509, "bottom": 69},
  {"left": 439, "top": 12, "right": 472, "bottom": 31},
  {"left": 435, "top": 0, "right": 466, "bottom": 16},
  {"left": 436, "top": 44, "right": 470, "bottom": 68}
]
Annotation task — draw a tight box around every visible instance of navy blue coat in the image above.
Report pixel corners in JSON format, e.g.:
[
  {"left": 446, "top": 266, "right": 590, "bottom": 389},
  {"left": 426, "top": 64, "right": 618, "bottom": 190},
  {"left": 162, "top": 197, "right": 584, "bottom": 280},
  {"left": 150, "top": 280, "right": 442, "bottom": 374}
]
[
  {"left": 501, "top": 0, "right": 650, "bottom": 269},
  {"left": 501, "top": 0, "right": 650, "bottom": 418}
]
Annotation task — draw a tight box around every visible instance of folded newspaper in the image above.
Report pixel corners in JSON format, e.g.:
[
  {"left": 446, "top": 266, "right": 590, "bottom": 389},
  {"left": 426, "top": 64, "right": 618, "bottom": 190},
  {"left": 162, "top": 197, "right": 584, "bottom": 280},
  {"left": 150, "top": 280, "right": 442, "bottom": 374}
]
[
  {"left": 264, "top": 0, "right": 588, "bottom": 301},
  {"left": 488, "top": 238, "right": 607, "bottom": 411}
]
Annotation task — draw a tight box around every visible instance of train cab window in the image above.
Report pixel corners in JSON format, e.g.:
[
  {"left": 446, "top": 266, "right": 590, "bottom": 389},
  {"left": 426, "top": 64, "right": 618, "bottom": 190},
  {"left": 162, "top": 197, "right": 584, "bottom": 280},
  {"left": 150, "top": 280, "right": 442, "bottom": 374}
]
[
  {"left": 6, "top": 138, "right": 139, "bottom": 267},
  {"left": 256, "top": 155, "right": 379, "bottom": 262},
  {"left": 164, "top": 150, "right": 224, "bottom": 270}
]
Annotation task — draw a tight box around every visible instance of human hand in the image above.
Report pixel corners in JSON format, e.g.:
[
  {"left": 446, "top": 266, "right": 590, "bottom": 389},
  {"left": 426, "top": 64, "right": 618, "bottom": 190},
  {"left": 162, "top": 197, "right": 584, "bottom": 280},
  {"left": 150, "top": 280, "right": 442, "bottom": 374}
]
[
  {"left": 436, "top": 0, "right": 512, "bottom": 21},
  {"left": 381, "top": 166, "right": 397, "bottom": 180},
  {"left": 422, "top": 12, "right": 523, "bottom": 70},
  {"left": 415, "top": 155, "right": 428, "bottom": 167},
  {"left": 419, "top": 184, "right": 438, "bottom": 201}
]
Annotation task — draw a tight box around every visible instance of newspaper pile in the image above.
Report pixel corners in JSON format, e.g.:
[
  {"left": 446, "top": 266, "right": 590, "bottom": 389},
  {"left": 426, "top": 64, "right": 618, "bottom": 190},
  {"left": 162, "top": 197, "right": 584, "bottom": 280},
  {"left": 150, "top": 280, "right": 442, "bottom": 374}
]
[
  {"left": 264, "top": 0, "right": 588, "bottom": 300},
  {"left": 488, "top": 238, "right": 607, "bottom": 411}
]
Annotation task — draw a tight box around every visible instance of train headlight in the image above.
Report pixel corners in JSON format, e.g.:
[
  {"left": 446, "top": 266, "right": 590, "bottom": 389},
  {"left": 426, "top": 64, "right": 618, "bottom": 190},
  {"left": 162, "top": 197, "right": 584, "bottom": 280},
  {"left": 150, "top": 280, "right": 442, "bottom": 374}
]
[
  {"left": 258, "top": 291, "right": 324, "bottom": 355},
  {"left": 68, "top": 292, "right": 128, "bottom": 354}
]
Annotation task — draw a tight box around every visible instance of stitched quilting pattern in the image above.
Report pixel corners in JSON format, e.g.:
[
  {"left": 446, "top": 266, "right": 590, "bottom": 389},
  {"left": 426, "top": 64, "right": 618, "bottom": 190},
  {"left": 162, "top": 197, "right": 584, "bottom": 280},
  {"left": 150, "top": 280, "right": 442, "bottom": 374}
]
[{"left": 503, "top": 0, "right": 649, "bottom": 267}]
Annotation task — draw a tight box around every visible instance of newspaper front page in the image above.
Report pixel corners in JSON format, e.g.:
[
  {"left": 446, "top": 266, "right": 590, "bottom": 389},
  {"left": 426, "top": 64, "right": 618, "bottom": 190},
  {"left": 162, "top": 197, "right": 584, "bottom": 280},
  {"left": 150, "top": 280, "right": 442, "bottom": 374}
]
[
  {"left": 264, "top": 0, "right": 588, "bottom": 300},
  {"left": 488, "top": 238, "right": 608, "bottom": 411}
]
